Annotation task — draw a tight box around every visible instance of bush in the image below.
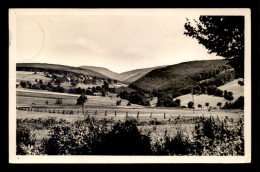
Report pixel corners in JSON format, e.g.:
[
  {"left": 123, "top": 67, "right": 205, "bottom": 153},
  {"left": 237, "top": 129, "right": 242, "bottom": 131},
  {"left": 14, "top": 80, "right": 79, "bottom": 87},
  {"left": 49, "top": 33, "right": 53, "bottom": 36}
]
[
  {"left": 154, "top": 130, "right": 193, "bottom": 155},
  {"left": 55, "top": 98, "right": 63, "bottom": 105},
  {"left": 16, "top": 119, "right": 31, "bottom": 155},
  {"left": 17, "top": 116, "right": 244, "bottom": 156},
  {"left": 193, "top": 116, "right": 244, "bottom": 155},
  {"left": 224, "top": 90, "right": 234, "bottom": 101},
  {"left": 116, "top": 100, "right": 121, "bottom": 106},
  {"left": 20, "top": 81, "right": 27, "bottom": 88},
  {"left": 43, "top": 117, "right": 152, "bottom": 155},
  {"left": 222, "top": 96, "right": 244, "bottom": 109},
  {"left": 188, "top": 101, "right": 194, "bottom": 108},
  {"left": 90, "top": 119, "right": 152, "bottom": 155},
  {"left": 43, "top": 123, "right": 90, "bottom": 155}
]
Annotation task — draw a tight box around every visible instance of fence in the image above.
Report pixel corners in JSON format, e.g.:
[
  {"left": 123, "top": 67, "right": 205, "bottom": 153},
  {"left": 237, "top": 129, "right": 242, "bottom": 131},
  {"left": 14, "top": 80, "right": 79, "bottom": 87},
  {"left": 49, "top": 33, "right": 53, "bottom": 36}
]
[{"left": 17, "top": 107, "right": 172, "bottom": 119}]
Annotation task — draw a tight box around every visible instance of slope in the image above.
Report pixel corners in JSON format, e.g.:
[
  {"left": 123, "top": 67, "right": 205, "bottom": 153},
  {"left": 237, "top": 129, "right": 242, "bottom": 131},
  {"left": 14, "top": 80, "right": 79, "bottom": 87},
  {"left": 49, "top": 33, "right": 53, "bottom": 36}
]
[
  {"left": 117, "top": 66, "right": 167, "bottom": 83},
  {"left": 129, "top": 59, "right": 230, "bottom": 93},
  {"left": 173, "top": 78, "right": 244, "bottom": 108},
  {"left": 17, "top": 63, "right": 109, "bottom": 79},
  {"left": 79, "top": 66, "right": 119, "bottom": 80}
]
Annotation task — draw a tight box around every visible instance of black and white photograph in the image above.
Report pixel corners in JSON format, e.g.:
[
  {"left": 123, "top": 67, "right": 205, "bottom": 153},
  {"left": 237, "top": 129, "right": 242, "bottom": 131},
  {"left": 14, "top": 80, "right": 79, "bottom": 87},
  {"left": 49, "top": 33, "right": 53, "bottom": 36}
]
[{"left": 8, "top": 8, "right": 251, "bottom": 163}]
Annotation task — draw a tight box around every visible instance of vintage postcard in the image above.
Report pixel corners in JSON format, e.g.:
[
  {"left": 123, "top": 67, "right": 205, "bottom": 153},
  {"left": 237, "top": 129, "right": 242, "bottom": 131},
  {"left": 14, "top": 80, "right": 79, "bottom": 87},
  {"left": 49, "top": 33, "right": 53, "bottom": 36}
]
[{"left": 9, "top": 8, "right": 251, "bottom": 163}]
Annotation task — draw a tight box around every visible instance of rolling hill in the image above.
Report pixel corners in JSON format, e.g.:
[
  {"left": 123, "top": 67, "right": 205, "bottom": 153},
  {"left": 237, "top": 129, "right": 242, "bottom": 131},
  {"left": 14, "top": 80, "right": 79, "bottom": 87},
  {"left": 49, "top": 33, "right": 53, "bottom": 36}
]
[
  {"left": 129, "top": 59, "right": 231, "bottom": 93},
  {"left": 117, "top": 66, "right": 167, "bottom": 83},
  {"left": 16, "top": 63, "right": 109, "bottom": 79},
  {"left": 79, "top": 66, "right": 119, "bottom": 80},
  {"left": 79, "top": 65, "right": 166, "bottom": 83}
]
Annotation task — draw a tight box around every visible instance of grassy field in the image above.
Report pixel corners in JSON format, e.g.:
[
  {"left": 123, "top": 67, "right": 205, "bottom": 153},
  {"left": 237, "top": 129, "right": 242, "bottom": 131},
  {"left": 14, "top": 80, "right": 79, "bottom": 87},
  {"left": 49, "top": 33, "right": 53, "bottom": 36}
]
[
  {"left": 16, "top": 71, "right": 51, "bottom": 84},
  {"left": 15, "top": 84, "right": 244, "bottom": 156},
  {"left": 17, "top": 87, "right": 243, "bottom": 120},
  {"left": 173, "top": 78, "right": 244, "bottom": 108},
  {"left": 16, "top": 88, "right": 142, "bottom": 108}
]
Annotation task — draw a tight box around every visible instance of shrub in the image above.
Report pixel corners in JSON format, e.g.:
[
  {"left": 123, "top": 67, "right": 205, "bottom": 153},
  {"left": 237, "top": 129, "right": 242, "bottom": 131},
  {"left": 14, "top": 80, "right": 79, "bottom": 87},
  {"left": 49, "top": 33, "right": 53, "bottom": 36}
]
[
  {"left": 154, "top": 130, "right": 193, "bottom": 155},
  {"left": 43, "top": 123, "right": 90, "bottom": 155},
  {"left": 16, "top": 119, "right": 31, "bottom": 155},
  {"left": 89, "top": 118, "right": 152, "bottom": 155},
  {"left": 43, "top": 117, "right": 152, "bottom": 155},
  {"left": 193, "top": 116, "right": 244, "bottom": 155},
  {"left": 116, "top": 100, "right": 121, "bottom": 106},
  {"left": 188, "top": 101, "right": 194, "bottom": 108},
  {"left": 224, "top": 90, "right": 234, "bottom": 101},
  {"left": 20, "top": 81, "right": 27, "bottom": 88},
  {"left": 217, "top": 102, "right": 222, "bottom": 107},
  {"left": 55, "top": 98, "right": 63, "bottom": 104}
]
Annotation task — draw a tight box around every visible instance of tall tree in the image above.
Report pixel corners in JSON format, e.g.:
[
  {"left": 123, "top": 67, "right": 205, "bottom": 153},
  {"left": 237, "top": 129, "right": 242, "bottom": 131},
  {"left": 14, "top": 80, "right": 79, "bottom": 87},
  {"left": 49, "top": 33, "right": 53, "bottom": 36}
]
[
  {"left": 76, "top": 93, "right": 88, "bottom": 114},
  {"left": 184, "top": 16, "right": 244, "bottom": 78}
]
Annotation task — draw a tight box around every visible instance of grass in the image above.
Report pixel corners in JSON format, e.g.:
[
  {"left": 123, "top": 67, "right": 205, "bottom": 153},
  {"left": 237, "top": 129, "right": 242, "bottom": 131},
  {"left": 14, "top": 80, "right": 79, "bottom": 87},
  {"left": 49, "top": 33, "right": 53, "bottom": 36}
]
[
  {"left": 16, "top": 88, "right": 142, "bottom": 108},
  {"left": 16, "top": 114, "right": 244, "bottom": 155},
  {"left": 173, "top": 78, "right": 244, "bottom": 108},
  {"left": 16, "top": 71, "right": 51, "bottom": 83},
  {"left": 218, "top": 78, "right": 244, "bottom": 101}
]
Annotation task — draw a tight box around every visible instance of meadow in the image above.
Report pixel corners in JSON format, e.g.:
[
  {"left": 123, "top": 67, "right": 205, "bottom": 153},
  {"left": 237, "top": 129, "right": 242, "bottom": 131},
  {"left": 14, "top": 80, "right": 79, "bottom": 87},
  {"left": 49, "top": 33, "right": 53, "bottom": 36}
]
[{"left": 16, "top": 88, "right": 244, "bottom": 156}]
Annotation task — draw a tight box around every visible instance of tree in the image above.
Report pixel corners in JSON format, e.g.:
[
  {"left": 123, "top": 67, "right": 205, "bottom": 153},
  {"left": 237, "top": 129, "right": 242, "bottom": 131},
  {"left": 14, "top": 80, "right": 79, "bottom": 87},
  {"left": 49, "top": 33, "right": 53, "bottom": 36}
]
[
  {"left": 233, "top": 96, "right": 244, "bottom": 109},
  {"left": 224, "top": 90, "right": 234, "bottom": 101},
  {"left": 217, "top": 102, "right": 222, "bottom": 107},
  {"left": 205, "top": 102, "right": 209, "bottom": 107},
  {"left": 76, "top": 94, "right": 88, "bottom": 113},
  {"left": 55, "top": 98, "right": 63, "bottom": 105},
  {"left": 116, "top": 100, "right": 122, "bottom": 106},
  {"left": 215, "top": 89, "right": 224, "bottom": 97},
  {"left": 103, "top": 81, "right": 109, "bottom": 91},
  {"left": 188, "top": 101, "right": 194, "bottom": 109},
  {"left": 20, "top": 81, "right": 27, "bottom": 88},
  {"left": 207, "top": 85, "right": 217, "bottom": 95},
  {"left": 198, "top": 104, "right": 202, "bottom": 109},
  {"left": 174, "top": 99, "right": 181, "bottom": 108},
  {"left": 184, "top": 16, "right": 244, "bottom": 78}
]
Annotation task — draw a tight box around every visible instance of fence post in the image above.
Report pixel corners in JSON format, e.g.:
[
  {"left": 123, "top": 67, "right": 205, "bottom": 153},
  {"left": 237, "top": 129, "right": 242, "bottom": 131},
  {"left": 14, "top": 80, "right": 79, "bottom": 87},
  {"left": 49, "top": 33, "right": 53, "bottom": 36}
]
[
  {"left": 150, "top": 112, "right": 152, "bottom": 118},
  {"left": 164, "top": 113, "right": 166, "bottom": 119},
  {"left": 115, "top": 110, "right": 117, "bottom": 116},
  {"left": 95, "top": 110, "right": 97, "bottom": 115},
  {"left": 126, "top": 112, "right": 128, "bottom": 118},
  {"left": 105, "top": 110, "right": 107, "bottom": 116},
  {"left": 137, "top": 111, "right": 139, "bottom": 118}
]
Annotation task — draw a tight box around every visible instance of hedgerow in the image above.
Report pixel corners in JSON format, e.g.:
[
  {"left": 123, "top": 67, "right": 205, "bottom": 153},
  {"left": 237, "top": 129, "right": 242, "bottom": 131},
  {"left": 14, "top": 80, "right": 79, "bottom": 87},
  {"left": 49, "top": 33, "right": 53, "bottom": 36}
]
[{"left": 16, "top": 115, "right": 244, "bottom": 156}]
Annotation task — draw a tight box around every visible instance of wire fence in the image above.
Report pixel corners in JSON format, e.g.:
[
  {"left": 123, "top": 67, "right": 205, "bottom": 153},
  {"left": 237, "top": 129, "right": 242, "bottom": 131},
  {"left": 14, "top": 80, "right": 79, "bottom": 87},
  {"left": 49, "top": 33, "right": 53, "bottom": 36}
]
[{"left": 16, "top": 107, "right": 171, "bottom": 119}]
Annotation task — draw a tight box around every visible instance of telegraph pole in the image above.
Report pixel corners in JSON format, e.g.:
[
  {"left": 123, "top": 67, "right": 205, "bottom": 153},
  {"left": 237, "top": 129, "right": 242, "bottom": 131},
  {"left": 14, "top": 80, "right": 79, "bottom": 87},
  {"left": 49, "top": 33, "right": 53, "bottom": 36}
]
[{"left": 192, "top": 87, "right": 194, "bottom": 114}]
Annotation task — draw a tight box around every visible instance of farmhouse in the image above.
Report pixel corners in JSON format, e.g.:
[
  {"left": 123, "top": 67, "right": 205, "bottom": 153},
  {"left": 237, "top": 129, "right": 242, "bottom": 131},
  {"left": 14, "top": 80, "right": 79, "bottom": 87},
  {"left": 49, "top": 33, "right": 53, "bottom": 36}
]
[{"left": 93, "top": 92, "right": 102, "bottom": 96}]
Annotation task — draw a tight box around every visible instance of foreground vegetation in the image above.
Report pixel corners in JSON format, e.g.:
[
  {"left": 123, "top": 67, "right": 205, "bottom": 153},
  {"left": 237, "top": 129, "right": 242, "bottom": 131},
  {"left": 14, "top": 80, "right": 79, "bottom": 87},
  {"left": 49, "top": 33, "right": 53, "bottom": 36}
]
[{"left": 17, "top": 115, "right": 244, "bottom": 156}]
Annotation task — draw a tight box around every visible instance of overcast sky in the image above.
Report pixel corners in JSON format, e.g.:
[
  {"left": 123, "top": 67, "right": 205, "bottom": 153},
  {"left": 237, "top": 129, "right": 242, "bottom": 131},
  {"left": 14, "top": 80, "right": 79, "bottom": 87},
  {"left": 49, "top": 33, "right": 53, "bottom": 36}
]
[{"left": 14, "top": 9, "right": 223, "bottom": 73}]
